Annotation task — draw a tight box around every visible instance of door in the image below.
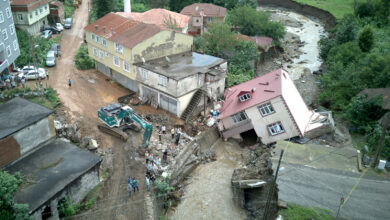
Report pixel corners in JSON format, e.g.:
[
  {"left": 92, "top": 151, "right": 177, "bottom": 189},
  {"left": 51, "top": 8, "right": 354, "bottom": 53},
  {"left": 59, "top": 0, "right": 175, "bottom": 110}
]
[{"left": 160, "top": 94, "right": 177, "bottom": 116}]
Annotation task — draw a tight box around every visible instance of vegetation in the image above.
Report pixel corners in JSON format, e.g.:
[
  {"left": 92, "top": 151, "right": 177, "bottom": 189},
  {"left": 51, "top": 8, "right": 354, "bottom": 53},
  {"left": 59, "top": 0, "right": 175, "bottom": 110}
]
[
  {"left": 0, "top": 171, "right": 30, "bottom": 220},
  {"left": 15, "top": 30, "right": 61, "bottom": 68},
  {"left": 228, "top": 6, "right": 286, "bottom": 45},
  {"left": 155, "top": 178, "right": 174, "bottom": 197},
  {"left": 75, "top": 44, "right": 95, "bottom": 70},
  {"left": 63, "top": 0, "right": 75, "bottom": 18},
  {"left": 279, "top": 203, "right": 334, "bottom": 220},
  {"left": 169, "top": 0, "right": 257, "bottom": 12},
  {"left": 294, "top": 0, "right": 363, "bottom": 19},
  {"left": 318, "top": 0, "right": 390, "bottom": 158},
  {"left": 57, "top": 197, "right": 76, "bottom": 218},
  {"left": 195, "top": 22, "right": 258, "bottom": 87}
]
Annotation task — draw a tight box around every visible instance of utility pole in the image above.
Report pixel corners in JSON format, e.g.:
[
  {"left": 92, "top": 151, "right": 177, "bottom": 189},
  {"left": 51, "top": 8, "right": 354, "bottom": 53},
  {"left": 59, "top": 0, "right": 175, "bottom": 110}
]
[
  {"left": 263, "top": 150, "right": 284, "bottom": 220},
  {"left": 372, "top": 112, "right": 390, "bottom": 168},
  {"left": 29, "top": 36, "right": 37, "bottom": 69}
]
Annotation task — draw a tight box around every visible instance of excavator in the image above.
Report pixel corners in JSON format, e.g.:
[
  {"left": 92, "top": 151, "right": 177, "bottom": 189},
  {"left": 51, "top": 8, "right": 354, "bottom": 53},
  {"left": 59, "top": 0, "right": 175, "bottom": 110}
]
[{"left": 97, "top": 103, "right": 153, "bottom": 147}]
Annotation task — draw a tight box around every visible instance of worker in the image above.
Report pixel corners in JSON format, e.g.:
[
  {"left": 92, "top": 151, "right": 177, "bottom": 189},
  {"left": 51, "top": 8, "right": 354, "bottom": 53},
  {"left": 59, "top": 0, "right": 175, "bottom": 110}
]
[
  {"left": 46, "top": 70, "right": 49, "bottom": 79},
  {"left": 127, "top": 182, "right": 132, "bottom": 197},
  {"left": 132, "top": 177, "right": 139, "bottom": 193},
  {"left": 171, "top": 128, "right": 175, "bottom": 139},
  {"left": 175, "top": 128, "right": 181, "bottom": 145},
  {"left": 68, "top": 79, "right": 71, "bottom": 87}
]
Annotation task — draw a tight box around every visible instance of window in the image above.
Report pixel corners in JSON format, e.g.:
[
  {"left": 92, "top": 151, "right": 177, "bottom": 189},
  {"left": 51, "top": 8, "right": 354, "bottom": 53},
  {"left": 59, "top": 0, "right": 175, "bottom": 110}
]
[
  {"left": 113, "top": 56, "right": 120, "bottom": 66},
  {"left": 105, "top": 51, "right": 109, "bottom": 57},
  {"left": 13, "top": 40, "right": 18, "bottom": 51},
  {"left": 5, "top": 8, "right": 11, "bottom": 18},
  {"left": 2, "top": 29, "right": 8, "bottom": 41},
  {"left": 6, "top": 46, "right": 11, "bottom": 57},
  {"left": 9, "top": 25, "right": 14, "bottom": 35},
  {"left": 91, "top": 33, "right": 95, "bottom": 41},
  {"left": 93, "top": 47, "right": 98, "bottom": 56},
  {"left": 35, "top": 11, "right": 38, "bottom": 16},
  {"left": 123, "top": 61, "right": 130, "bottom": 72},
  {"left": 231, "top": 111, "right": 248, "bottom": 123},
  {"left": 239, "top": 93, "right": 251, "bottom": 102},
  {"left": 96, "top": 36, "right": 100, "bottom": 43},
  {"left": 30, "top": 13, "right": 33, "bottom": 19},
  {"left": 0, "top": 12, "right": 3, "bottom": 23},
  {"left": 258, "top": 103, "right": 275, "bottom": 116},
  {"left": 102, "top": 39, "right": 106, "bottom": 46},
  {"left": 158, "top": 75, "right": 167, "bottom": 87},
  {"left": 267, "top": 122, "right": 284, "bottom": 136},
  {"left": 141, "top": 68, "right": 148, "bottom": 79},
  {"left": 18, "top": 14, "right": 23, "bottom": 21},
  {"left": 114, "top": 43, "right": 123, "bottom": 54},
  {"left": 99, "top": 50, "right": 104, "bottom": 59},
  {"left": 40, "top": 8, "right": 42, "bottom": 13},
  {"left": 208, "top": 17, "right": 213, "bottom": 22}
]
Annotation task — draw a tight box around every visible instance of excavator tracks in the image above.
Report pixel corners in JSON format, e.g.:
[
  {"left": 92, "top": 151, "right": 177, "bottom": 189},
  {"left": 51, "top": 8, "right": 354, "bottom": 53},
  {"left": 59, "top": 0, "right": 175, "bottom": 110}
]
[{"left": 97, "top": 123, "right": 129, "bottom": 141}]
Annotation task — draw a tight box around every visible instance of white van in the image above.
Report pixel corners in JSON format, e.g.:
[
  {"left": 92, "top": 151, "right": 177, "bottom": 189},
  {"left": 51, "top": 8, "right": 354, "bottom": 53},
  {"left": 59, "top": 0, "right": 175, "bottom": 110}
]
[{"left": 46, "top": 51, "right": 56, "bottom": 67}]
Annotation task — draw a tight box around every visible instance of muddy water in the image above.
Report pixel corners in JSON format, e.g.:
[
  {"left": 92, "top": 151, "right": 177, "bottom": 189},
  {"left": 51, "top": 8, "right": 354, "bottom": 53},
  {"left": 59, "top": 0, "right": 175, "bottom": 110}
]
[
  {"left": 170, "top": 140, "right": 246, "bottom": 220},
  {"left": 259, "top": 7, "right": 326, "bottom": 80}
]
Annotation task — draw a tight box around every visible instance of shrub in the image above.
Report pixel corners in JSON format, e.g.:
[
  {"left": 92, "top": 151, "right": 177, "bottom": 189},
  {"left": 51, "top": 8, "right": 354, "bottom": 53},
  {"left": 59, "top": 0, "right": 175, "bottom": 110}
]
[
  {"left": 154, "top": 178, "right": 174, "bottom": 197},
  {"left": 358, "top": 25, "right": 374, "bottom": 52},
  {"left": 75, "top": 44, "right": 95, "bottom": 70},
  {"left": 57, "top": 197, "right": 76, "bottom": 218}
]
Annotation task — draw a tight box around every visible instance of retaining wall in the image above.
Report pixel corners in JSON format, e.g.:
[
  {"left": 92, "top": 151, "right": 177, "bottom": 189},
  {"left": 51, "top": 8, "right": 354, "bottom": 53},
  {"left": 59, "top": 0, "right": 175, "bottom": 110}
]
[{"left": 258, "top": 0, "right": 337, "bottom": 30}]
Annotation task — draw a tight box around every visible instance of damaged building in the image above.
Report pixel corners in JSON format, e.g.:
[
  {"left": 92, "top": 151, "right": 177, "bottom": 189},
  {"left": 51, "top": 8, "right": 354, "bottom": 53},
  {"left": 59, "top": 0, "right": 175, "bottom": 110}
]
[
  {"left": 217, "top": 68, "right": 333, "bottom": 144},
  {"left": 0, "top": 98, "right": 101, "bottom": 220}
]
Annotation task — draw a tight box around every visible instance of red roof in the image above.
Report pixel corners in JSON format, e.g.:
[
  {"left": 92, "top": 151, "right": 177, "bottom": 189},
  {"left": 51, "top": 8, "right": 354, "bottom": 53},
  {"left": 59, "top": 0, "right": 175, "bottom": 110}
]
[
  {"left": 117, "top": 9, "right": 190, "bottom": 29},
  {"left": 11, "top": 0, "right": 49, "bottom": 11},
  {"left": 85, "top": 13, "right": 164, "bottom": 49},
  {"left": 180, "top": 3, "right": 226, "bottom": 18},
  {"left": 235, "top": 34, "right": 256, "bottom": 44},
  {"left": 219, "top": 69, "right": 284, "bottom": 119}
]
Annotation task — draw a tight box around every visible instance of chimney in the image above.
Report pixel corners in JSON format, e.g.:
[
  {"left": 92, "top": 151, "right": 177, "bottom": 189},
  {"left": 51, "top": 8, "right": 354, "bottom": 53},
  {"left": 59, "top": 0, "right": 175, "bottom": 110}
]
[
  {"left": 252, "top": 87, "right": 256, "bottom": 93},
  {"left": 102, "top": 26, "right": 106, "bottom": 34},
  {"left": 95, "top": 25, "right": 99, "bottom": 31},
  {"left": 124, "top": 0, "right": 131, "bottom": 13}
]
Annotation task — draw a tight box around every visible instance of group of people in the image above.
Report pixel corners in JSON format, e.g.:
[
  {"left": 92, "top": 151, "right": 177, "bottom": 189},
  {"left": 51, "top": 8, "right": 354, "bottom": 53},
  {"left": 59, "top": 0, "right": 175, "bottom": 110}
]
[
  {"left": 158, "top": 125, "right": 182, "bottom": 146},
  {"left": 127, "top": 176, "right": 139, "bottom": 197},
  {"left": 0, "top": 71, "right": 49, "bottom": 91}
]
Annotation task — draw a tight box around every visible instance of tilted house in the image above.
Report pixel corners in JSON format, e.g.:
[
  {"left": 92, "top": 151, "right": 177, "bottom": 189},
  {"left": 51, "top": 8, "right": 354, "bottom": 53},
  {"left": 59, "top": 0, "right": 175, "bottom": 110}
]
[
  {"left": 217, "top": 68, "right": 331, "bottom": 144},
  {"left": 10, "top": 0, "right": 50, "bottom": 35},
  {"left": 180, "top": 3, "right": 226, "bottom": 35},
  {"left": 84, "top": 12, "right": 193, "bottom": 92},
  {"left": 0, "top": 98, "right": 101, "bottom": 219}
]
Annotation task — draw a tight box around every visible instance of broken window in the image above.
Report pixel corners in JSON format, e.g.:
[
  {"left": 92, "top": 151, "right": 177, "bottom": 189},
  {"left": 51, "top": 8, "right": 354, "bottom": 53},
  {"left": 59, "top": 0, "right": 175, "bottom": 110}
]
[
  {"left": 231, "top": 111, "right": 248, "bottom": 123},
  {"left": 267, "top": 122, "right": 284, "bottom": 136},
  {"left": 239, "top": 93, "right": 251, "bottom": 102},
  {"left": 258, "top": 103, "right": 274, "bottom": 116}
]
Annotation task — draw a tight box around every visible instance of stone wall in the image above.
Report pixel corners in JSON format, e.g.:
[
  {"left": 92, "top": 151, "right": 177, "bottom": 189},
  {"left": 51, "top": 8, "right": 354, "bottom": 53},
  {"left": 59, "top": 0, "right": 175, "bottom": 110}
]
[{"left": 258, "top": 0, "right": 337, "bottom": 30}]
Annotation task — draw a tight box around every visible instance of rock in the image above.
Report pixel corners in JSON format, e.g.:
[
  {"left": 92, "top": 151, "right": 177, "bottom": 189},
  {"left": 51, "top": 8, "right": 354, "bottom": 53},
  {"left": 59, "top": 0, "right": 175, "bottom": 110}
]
[
  {"left": 80, "top": 136, "right": 91, "bottom": 148},
  {"left": 88, "top": 139, "right": 99, "bottom": 150},
  {"left": 59, "top": 137, "right": 70, "bottom": 143},
  {"left": 70, "top": 131, "right": 82, "bottom": 143},
  {"left": 54, "top": 120, "right": 65, "bottom": 131}
]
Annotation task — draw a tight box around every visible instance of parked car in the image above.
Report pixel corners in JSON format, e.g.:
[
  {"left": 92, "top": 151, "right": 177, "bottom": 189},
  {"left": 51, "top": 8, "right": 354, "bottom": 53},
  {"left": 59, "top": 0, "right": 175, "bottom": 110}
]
[
  {"left": 56, "top": 23, "right": 64, "bottom": 31},
  {"left": 49, "top": 43, "right": 60, "bottom": 57},
  {"left": 18, "top": 68, "right": 46, "bottom": 80},
  {"left": 41, "top": 30, "right": 53, "bottom": 39},
  {"left": 64, "top": 18, "right": 72, "bottom": 29},
  {"left": 42, "top": 26, "right": 60, "bottom": 34},
  {"left": 18, "top": 65, "right": 37, "bottom": 73},
  {"left": 46, "top": 51, "right": 56, "bottom": 67}
]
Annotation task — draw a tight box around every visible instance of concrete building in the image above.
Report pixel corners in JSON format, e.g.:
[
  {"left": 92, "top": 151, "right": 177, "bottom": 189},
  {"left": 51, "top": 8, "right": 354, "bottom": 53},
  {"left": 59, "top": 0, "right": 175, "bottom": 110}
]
[
  {"left": 217, "top": 69, "right": 332, "bottom": 144},
  {"left": 10, "top": 0, "right": 50, "bottom": 35},
  {"left": 180, "top": 3, "right": 226, "bottom": 35},
  {"left": 117, "top": 8, "right": 190, "bottom": 33},
  {"left": 0, "top": 98, "right": 101, "bottom": 220},
  {"left": 135, "top": 52, "right": 227, "bottom": 118},
  {"left": 49, "top": 1, "right": 65, "bottom": 24},
  {"left": 84, "top": 12, "right": 193, "bottom": 92},
  {"left": 0, "top": 0, "right": 20, "bottom": 75}
]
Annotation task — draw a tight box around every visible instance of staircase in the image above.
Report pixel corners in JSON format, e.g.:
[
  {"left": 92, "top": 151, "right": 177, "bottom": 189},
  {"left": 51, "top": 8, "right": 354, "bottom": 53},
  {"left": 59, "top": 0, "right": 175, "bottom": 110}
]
[{"left": 180, "top": 89, "right": 203, "bottom": 122}]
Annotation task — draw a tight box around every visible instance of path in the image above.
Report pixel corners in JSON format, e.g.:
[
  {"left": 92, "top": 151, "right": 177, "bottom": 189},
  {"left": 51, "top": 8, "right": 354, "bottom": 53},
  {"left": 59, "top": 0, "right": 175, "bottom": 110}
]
[
  {"left": 170, "top": 140, "right": 246, "bottom": 220},
  {"left": 47, "top": 1, "right": 150, "bottom": 219}
]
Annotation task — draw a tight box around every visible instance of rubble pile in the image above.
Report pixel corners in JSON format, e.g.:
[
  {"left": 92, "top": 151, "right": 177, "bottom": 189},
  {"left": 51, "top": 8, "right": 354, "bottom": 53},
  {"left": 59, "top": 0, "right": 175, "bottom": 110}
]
[
  {"left": 231, "top": 146, "right": 278, "bottom": 220},
  {"left": 53, "top": 120, "right": 82, "bottom": 143}
]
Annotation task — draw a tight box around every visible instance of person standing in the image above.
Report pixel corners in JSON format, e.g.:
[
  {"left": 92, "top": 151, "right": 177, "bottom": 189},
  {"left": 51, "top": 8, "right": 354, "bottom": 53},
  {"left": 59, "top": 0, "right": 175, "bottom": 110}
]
[
  {"left": 158, "top": 130, "right": 162, "bottom": 143},
  {"left": 132, "top": 177, "right": 139, "bottom": 192},
  {"left": 146, "top": 176, "right": 150, "bottom": 192},
  {"left": 11, "top": 80, "right": 15, "bottom": 89},
  {"left": 161, "top": 125, "right": 166, "bottom": 134},
  {"left": 171, "top": 128, "right": 175, "bottom": 140},
  {"left": 145, "top": 151, "right": 149, "bottom": 164},
  {"left": 163, "top": 150, "right": 168, "bottom": 163},
  {"left": 175, "top": 129, "right": 181, "bottom": 146},
  {"left": 128, "top": 182, "right": 132, "bottom": 197},
  {"left": 149, "top": 153, "right": 154, "bottom": 165},
  {"left": 68, "top": 79, "right": 71, "bottom": 87},
  {"left": 40, "top": 80, "right": 43, "bottom": 89},
  {"left": 21, "top": 77, "right": 25, "bottom": 89},
  {"left": 46, "top": 70, "right": 49, "bottom": 79}
]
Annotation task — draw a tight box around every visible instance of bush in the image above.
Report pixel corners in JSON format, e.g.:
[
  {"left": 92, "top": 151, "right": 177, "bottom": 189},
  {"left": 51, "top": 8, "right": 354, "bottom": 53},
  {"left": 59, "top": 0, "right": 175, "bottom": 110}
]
[
  {"left": 57, "top": 197, "right": 76, "bottom": 218},
  {"left": 75, "top": 44, "right": 95, "bottom": 70},
  {"left": 154, "top": 178, "right": 174, "bottom": 197},
  {"left": 358, "top": 25, "right": 374, "bottom": 52}
]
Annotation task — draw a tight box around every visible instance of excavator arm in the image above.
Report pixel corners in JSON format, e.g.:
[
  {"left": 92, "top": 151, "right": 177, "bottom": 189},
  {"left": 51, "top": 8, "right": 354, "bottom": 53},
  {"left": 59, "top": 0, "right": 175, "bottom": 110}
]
[{"left": 129, "top": 111, "right": 153, "bottom": 147}]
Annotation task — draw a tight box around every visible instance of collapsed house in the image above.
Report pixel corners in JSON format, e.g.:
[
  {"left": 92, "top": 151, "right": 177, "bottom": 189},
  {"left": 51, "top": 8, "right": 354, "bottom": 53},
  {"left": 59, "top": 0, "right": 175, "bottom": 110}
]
[
  {"left": 0, "top": 98, "right": 101, "bottom": 220},
  {"left": 217, "top": 68, "right": 333, "bottom": 144}
]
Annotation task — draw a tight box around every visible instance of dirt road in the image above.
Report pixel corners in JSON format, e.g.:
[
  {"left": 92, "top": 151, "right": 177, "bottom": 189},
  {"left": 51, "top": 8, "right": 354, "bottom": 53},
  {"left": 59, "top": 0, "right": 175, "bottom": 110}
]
[{"left": 47, "top": 1, "right": 150, "bottom": 219}]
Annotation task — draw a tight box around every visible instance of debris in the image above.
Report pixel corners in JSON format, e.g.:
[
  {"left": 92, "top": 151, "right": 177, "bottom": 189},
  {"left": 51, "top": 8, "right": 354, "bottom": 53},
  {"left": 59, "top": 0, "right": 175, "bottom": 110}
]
[{"left": 88, "top": 139, "right": 99, "bottom": 150}]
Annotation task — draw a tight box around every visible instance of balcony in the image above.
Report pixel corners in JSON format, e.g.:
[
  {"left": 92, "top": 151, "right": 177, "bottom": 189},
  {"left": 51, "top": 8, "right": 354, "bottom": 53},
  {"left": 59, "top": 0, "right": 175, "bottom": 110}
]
[{"left": 221, "top": 119, "right": 254, "bottom": 139}]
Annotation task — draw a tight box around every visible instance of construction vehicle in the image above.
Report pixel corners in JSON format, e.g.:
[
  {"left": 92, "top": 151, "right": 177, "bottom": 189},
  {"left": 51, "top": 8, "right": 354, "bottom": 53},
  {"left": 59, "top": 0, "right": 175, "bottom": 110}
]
[{"left": 97, "top": 103, "right": 153, "bottom": 147}]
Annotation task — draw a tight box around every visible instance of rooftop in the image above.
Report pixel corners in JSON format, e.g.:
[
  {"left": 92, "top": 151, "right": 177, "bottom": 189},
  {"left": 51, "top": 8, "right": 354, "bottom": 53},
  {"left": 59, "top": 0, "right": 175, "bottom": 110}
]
[
  {"left": 11, "top": 0, "right": 49, "bottom": 11},
  {"left": 218, "top": 69, "right": 285, "bottom": 119},
  {"left": 255, "top": 36, "right": 273, "bottom": 49},
  {"left": 181, "top": 3, "right": 226, "bottom": 18},
  {"left": 117, "top": 9, "right": 190, "bottom": 29},
  {"left": 136, "top": 52, "right": 225, "bottom": 80},
  {"left": 0, "top": 98, "right": 54, "bottom": 140},
  {"left": 6, "top": 139, "right": 101, "bottom": 212},
  {"left": 359, "top": 88, "right": 390, "bottom": 110},
  {"left": 85, "top": 13, "right": 164, "bottom": 49}
]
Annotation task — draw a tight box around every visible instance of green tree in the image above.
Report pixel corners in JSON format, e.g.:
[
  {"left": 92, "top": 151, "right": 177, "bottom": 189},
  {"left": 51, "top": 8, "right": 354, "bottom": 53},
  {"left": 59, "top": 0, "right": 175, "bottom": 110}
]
[
  {"left": 75, "top": 45, "right": 95, "bottom": 70},
  {"left": 0, "top": 171, "right": 30, "bottom": 220},
  {"left": 335, "top": 15, "right": 358, "bottom": 45},
  {"left": 326, "top": 41, "right": 363, "bottom": 66},
  {"left": 95, "top": 0, "right": 113, "bottom": 19},
  {"left": 198, "top": 22, "right": 235, "bottom": 58},
  {"left": 15, "top": 30, "right": 32, "bottom": 67},
  {"left": 358, "top": 25, "right": 374, "bottom": 52},
  {"left": 228, "top": 6, "right": 285, "bottom": 44}
]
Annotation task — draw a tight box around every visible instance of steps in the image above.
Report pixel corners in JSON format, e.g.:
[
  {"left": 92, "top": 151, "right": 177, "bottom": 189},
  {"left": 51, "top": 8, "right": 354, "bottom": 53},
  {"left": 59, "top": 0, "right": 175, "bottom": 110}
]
[{"left": 180, "top": 89, "right": 203, "bottom": 122}]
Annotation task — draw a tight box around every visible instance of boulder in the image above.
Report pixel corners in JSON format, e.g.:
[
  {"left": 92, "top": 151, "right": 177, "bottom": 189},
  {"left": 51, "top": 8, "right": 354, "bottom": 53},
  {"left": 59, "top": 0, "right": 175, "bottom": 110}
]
[
  {"left": 80, "top": 136, "right": 91, "bottom": 148},
  {"left": 88, "top": 139, "right": 99, "bottom": 150}
]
